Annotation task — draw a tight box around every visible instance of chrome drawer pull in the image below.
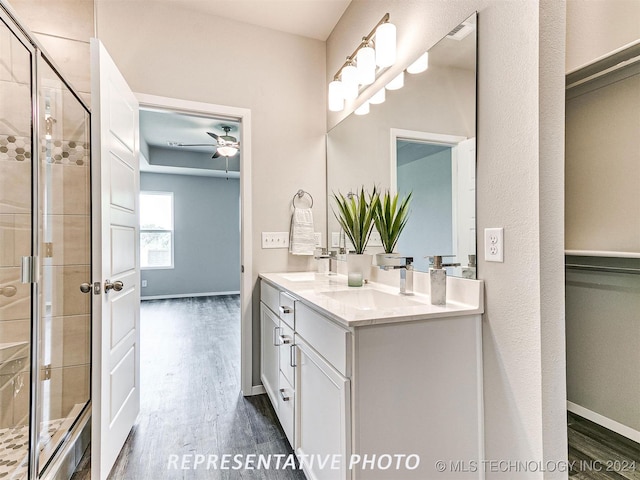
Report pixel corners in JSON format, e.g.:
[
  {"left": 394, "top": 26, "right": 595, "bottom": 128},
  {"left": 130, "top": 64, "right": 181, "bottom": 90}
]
[
  {"left": 273, "top": 326, "right": 281, "bottom": 346},
  {"left": 290, "top": 344, "right": 297, "bottom": 368},
  {"left": 279, "top": 388, "right": 290, "bottom": 402},
  {"left": 279, "top": 305, "right": 293, "bottom": 315},
  {"left": 279, "top": 334, "right": 291, "bottom": 345}
]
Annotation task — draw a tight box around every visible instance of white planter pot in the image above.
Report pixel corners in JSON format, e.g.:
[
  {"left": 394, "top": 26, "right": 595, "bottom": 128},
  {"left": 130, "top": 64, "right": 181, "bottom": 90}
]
[
  {"left": 376, "top": 252, "right": 403, "bottom": 267},
  {"left": 346, "top": 253, "right": 373, "bottom": 281}
]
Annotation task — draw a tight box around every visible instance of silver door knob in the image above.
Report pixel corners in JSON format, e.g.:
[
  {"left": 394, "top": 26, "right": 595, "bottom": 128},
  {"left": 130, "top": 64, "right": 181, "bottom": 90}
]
[
  {"left": 79, "top": 283, "right": 92, "bottom": 294},
  {"left": 104, "top": 280, "right": 124, "bottom": 292}
]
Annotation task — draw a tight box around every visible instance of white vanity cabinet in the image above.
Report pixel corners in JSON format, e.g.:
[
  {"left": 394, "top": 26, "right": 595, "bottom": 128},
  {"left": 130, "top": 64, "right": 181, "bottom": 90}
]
[
  {"left": 260, "top": 281, "right": 296, "bottom": 445},
  {"left": 294, "top": 302, "right": 352, "bottom": 480},
  {"left": 259, "top": 274, "right": 484, "bottom": 480}
]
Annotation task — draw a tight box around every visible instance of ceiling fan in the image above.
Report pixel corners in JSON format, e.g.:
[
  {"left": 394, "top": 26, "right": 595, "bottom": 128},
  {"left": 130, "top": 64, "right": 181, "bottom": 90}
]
[{"left": 173, "top": 125, "right": 240, "bottom": 158}]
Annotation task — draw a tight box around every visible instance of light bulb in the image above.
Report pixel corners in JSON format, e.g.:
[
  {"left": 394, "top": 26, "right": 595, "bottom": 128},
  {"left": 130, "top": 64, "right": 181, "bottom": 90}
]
[
  {"left": 375, "top": 22, "right": 396, "bottom": 67},
  {"left": 217, "top": 146, "right": 238, "bottom": 157},
  {"left": 328, "top": 80, "right": 344, "bottom": 112},
  {"left": 356, "top": 45, "right": 376, "bottom": 86},
  {"left": 369, "top": 88, "right": 385, "bottom": 105},
  {"left": 385, "top": 71, "right": 404, "bottom": 90},
  {"left": 407, "top": 52, "right": 429, "bottom": 74},
  {"left": 355, "top": 102, "right": 370, "bottom": 115},
  {"left": 341, "top": 64, "right": 358, "bottom": 100}
]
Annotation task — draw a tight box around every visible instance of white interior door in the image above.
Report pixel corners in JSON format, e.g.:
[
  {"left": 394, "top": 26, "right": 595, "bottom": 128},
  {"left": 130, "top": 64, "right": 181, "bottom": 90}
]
[{"left": 90, "top": 38, "right": 141, "bottom": 480}]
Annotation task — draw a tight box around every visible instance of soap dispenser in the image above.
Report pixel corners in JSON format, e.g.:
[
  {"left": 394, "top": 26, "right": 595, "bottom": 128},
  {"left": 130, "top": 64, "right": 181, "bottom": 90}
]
[{"left": 429, "top": 256, "right": 447, "bottom": 306}]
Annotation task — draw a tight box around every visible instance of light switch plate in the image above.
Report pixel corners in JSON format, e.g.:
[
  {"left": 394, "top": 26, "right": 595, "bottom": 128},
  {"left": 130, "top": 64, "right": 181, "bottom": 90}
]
[
  {"left": 331, "top": 232, "right": 341, "bottom": 248},
  {"left": 262, "top": 232, "right": 289, "bottom": 249},
  {"left": 484, "top": 228, "right": 504, "bottom": 262}
]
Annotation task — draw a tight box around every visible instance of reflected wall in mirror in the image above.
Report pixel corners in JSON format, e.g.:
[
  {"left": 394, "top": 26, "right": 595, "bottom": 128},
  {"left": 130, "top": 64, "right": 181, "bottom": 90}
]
[{"left": 326, "top": 13, "right": 477, "bottom": 278}]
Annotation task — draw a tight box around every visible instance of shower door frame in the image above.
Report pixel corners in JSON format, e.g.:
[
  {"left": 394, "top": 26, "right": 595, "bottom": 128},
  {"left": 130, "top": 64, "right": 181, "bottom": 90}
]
[{"left": 0, "top": 2, "right": 93, "bottom": 479}]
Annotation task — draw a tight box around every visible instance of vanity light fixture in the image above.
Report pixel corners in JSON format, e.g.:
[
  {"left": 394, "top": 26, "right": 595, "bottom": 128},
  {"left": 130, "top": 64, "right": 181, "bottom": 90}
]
[
  {"left": 369, "top": 88, "right": 386, "bottom": 105},
  {"left": 356, "top": 41, "right": 376, "bottom": 86},
  {"left": 328, "top": 13, "right": 396, "bottom": 112},
  {"left": 407, "top": 51, "right": 429, "bottom": 74},
  {"left": 328, "top": 80, "right": 344, "bottom": 112},
  {"left": 375, "top": 21, "right": 396, "bottom": 67},
  {"left": 354, "top": 102, "right": 370, "bottom": 115},
  {"left": 385, "top": 71, "right": 404, "bottom": 90},
  {"left": 341, "top": 61, "right": 359, "bottom": 100}
]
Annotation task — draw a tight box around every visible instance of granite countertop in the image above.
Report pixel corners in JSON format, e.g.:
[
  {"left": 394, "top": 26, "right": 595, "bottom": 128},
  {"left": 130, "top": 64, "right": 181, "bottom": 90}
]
[{"left": 259, "top": 272, "right": 484, "bottom": 328}]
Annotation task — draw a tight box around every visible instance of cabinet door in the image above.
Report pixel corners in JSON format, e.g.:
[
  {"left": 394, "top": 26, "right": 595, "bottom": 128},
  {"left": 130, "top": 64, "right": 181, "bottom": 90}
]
[
  {"left": 260, "top": 303, "right": 280, "bottom": 409},
  {"left": 295, "top": 336, "right": 351, "bottom": 480}
]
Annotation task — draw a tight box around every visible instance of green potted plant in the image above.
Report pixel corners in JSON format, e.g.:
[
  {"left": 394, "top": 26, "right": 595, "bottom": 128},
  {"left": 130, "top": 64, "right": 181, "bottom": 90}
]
[
  {"left": 332, "top": 186, "right": 379, "bottom": 282},
  {"left": 373, "top": 190, "right": 412, "bottom": 266}
]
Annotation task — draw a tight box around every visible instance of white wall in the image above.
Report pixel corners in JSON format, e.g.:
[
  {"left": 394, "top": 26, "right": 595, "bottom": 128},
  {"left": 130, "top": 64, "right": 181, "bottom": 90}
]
[
  {"left": 95, "top": 1, "right": 327, "bottom": 384},
  {"left": 566, "top": 0, "right": 640, "bottom": 72},
  {"left": 328, "top": 1, "right": 566, "bottom": 477}
]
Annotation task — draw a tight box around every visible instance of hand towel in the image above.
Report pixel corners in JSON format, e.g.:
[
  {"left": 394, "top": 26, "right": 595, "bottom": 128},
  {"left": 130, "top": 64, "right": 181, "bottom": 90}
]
[{"left": 289, "top": 208, "right": 315, "bottom": 255}]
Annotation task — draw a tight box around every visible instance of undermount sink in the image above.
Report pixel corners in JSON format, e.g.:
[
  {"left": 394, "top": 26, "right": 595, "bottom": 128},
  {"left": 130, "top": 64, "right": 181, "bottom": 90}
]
[{"left": 319, "top": 289, "right": 425, "bottom": 310}]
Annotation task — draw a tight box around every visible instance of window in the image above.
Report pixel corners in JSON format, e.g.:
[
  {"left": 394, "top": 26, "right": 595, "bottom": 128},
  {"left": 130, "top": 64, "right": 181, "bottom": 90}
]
[{"left": 140, "top": 192, "right": 174, "bottom": 269}]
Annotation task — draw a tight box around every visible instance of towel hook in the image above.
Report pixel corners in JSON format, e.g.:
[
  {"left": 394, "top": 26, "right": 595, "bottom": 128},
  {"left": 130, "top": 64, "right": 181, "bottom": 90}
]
[{"left": 292, "top": 189, "right": 313, "bottom": 208}]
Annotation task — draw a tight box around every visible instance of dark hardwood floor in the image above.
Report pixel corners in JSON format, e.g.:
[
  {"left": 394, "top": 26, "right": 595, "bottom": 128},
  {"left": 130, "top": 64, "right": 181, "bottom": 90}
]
[
  {"left": 568, "top": 412, "right": 640, "bottom": 480},
  {"left": 73, "top": 296, "right": 304, "bottom": 480}
]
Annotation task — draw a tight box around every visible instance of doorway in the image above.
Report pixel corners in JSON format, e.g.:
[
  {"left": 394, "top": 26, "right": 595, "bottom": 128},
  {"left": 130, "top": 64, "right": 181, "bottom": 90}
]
[{"left": 135, "top": 94, "right": 253, "bottom": 396}]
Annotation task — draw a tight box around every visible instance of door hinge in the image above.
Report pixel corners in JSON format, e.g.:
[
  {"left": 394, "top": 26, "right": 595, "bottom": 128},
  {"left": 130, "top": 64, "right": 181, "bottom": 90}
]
[
  {"left": 20, "top": 256, "right": 37, "bottom": 284},
  {"left": 42, "top": 364, "right": 52, "bottom": 381},
  {"left": 44, "top": 242, "right": 53, "bottom": 258}
]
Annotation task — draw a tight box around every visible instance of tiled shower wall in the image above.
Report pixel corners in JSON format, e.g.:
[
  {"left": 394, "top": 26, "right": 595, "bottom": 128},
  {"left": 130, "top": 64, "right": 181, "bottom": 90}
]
[
  {"left": 0, "top": 17, "right": 33, "bottom": 431},
  {"left": 8, "top": 0, "right": 94, "bottom": 101},
  {"left": 1, "top": 0, "right": 94, "bottom": 429}
]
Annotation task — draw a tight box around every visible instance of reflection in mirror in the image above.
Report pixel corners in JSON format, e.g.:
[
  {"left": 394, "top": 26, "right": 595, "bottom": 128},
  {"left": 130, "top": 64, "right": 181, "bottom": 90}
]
[{"left": 326, "top": 13, "right": 477, "bottom": 277}]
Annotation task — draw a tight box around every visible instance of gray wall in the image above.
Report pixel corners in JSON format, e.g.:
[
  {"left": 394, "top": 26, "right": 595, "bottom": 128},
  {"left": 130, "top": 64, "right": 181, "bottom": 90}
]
[
  {"left": 396, "top": 147, "right": 452, "bottom": 272},
  {"left": 566, "top": 257, "right": 640, "bottom": 431},
  {"left": 140, "top": 172, "right": 240, "bottom": 297}
]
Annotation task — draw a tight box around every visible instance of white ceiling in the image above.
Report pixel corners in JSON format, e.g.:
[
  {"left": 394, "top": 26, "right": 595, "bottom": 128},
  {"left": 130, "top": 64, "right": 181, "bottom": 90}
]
[{"left": 155, "top": 0, "right": 352, "bottom": 41}]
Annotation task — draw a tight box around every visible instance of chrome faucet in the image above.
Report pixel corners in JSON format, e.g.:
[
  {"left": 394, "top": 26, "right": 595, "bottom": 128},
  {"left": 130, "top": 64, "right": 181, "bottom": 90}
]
[{"left": 379, "top": 256, "right": 414, "bottom": 295}]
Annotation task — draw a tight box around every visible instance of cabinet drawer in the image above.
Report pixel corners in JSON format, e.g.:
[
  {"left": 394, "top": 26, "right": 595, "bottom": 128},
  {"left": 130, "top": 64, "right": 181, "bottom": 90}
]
[
  {"left": 295, "top": 301, "right": 351, "bottom": 377},
  {"left": 260, "top": 281, "right": 280, "bottom": 315},
  {"left": 279, "top": 292, "right": 296, "bottom": 329},
  {"left": 279, "top": 321, "right": 295, "bottom": 386},
  {"left": 278, "top": 372, "right": 295, "bottom": 447}
]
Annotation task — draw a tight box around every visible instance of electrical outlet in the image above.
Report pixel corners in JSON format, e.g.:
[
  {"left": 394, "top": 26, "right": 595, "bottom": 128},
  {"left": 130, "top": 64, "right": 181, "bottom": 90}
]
[
  {"left": 331, "top": 232, "right": 341, "bottom": 248},
  {"left": 314, "top": 232, "right": 322, "bottom": 247},
  {"left": 368, "top": 231, "right": 383, "bottom": 247},
  {"left": 261, "top": 232, "right": 290, "bottom": 249},
  {"left": 484, "top": 228, "right": 504, "bottom": 262},
  {"left": 142, "top": 280, "right": 148, "bottom": 288}
]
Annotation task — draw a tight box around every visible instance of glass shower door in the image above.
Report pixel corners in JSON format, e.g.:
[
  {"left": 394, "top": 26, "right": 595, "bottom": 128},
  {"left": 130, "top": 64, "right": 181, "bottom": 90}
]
[
  {"left": 0, "top": 15, "right": 34, "bottom": 480},
  {"left": 37, "top": 59, "right": 91, "bottom": 475}
]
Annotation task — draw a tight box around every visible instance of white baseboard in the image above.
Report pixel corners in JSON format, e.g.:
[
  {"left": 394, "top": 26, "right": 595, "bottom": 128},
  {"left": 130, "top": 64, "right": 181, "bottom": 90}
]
[
  {"left": 141, "top": 291, "right": 240, "bottom": 301},
  {"left": 567, "top": 401, "right": 640, "bottom": 443},
  {"left": 242, "top": 385, "right": 266, "bottom": 397}
]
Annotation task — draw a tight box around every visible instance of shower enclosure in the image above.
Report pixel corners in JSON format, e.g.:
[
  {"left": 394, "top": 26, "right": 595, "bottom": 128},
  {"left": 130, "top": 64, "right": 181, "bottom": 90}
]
[{"left": 1, "top": 6, "right": 91, "bottom": 479}]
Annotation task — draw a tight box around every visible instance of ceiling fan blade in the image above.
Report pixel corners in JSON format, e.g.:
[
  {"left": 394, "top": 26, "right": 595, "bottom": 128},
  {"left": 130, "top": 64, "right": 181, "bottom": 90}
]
[
  {"left": 178, "top": 143, "right": 216, "bottom": 147},
  {"left": 207, "top": 131, "right": 220, "bottom": 140},
  {"left": 212, "top": 151, "right": 221, "bottom": 159}
]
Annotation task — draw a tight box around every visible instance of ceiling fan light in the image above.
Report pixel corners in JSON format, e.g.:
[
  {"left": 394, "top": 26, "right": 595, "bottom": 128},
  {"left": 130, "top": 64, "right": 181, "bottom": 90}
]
[
  {"left": 369, "top": 88, "right": 385, "bottom": 105},
  {"left": 356, "top": 45, "right": 376, "bottom": 86},
  {"left": 407, "top": 51, "right": 429, "bottom": 74},
  {"left": 341, "top": 64, "right": 359, "bottom": 100},
  {"left": 217, "top": 145, "right": 238, "bottom": 157},
  {"left": 354, "top": 101, "right": 370, "bottom": 115},
  {"left": 328, "top": 80, "right": 345, "bottom": 112},
  {"left": 386, "top": 71, "right": 404, "bottom": 90},
  {"left": 375, "top": 22, "right": 396, "bottom": 67}
]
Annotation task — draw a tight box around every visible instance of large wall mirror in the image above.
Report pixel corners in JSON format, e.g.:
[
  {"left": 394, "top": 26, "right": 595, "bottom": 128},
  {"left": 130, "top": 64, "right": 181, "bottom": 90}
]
[{"left": 326, "top": 13, "right": 477, "bottom": 278}]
